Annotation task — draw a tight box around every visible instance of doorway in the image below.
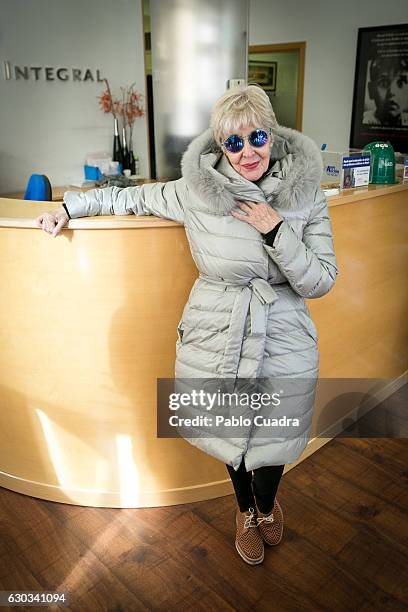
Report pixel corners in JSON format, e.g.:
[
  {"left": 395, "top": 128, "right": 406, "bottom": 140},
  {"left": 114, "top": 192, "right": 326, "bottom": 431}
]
[{"left": 248, "top": 42, "right": 305, "bottom": 131}]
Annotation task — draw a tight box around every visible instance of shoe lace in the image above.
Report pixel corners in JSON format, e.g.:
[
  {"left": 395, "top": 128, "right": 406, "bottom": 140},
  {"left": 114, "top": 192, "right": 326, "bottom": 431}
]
[
  {"left": 244, "top": 507, "right": 257, "bottom": 529},
  {"left": 257, "top": 512, "right": 274, "bottom": 525}
]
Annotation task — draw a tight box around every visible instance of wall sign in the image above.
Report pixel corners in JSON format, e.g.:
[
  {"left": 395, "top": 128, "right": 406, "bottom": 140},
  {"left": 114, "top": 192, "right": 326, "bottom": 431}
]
[
  {"left": 350, "top": 24, "right": 408, "bottom": 154},
  {"left": 2, "top": 60, "right": 104, "bottom": 82}
]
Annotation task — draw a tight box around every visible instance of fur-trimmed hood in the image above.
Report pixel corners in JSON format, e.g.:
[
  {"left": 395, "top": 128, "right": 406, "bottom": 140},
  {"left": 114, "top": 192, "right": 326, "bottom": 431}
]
[{"left": 181, "top": 125, "right": 323, "bottom": 215}]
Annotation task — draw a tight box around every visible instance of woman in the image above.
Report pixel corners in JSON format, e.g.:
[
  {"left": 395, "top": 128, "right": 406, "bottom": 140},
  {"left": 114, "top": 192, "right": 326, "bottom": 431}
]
[{"left": 36, "top": 85, "right": 338, "bottom": 566}]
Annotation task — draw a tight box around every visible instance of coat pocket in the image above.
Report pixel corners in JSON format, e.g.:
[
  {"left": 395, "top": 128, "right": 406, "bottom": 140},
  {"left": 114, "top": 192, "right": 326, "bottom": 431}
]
[{"left": 301, "top": 312, "right": 318, "bottom": 344}]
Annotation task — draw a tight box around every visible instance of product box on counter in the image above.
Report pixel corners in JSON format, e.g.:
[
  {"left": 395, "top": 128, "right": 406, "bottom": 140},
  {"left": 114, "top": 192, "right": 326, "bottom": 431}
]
[
  {"left": 340, "top": 153, "right": 371, "bottom": 189},
  {"left": 321, "top": 148, "right": 371, "bottom": 190},
  {"left": 321, "top": 150, "right": 342, "bottom": 187},
  {"left": 404, "top": 156, "right": 408, "bottom": 184}
]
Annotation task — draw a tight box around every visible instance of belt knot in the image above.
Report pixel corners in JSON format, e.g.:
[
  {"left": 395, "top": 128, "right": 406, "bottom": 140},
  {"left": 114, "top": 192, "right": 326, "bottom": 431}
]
[{"left": 248, "top": 278, "right": 278, "bottom": 305}]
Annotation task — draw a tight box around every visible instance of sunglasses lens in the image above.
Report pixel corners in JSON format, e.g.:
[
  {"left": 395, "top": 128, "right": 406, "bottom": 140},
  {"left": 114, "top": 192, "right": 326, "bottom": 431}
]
[
  {"left": 224, "top": 135, "right": 244, "bottom": 153},
  {"left": 223, "top": 129, "right": 269, "bottom": 152},
  {"left": 249, "top": 129, "right": 269, "bottom": 147}
]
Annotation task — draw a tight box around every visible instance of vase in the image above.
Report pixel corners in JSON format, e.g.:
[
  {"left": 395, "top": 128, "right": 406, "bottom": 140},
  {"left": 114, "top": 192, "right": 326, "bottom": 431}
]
[
  {"left": 128, "top": 129, "right": 136, "bottom": 174},
  {"left": 122, "top": 126, "right": 130, "bottom": 171},
  {"left": 129, "top": 149, "right": 136, "bottom": 174},
  {"left": 112, "top": 117, "right": 123, "bottom": 170}
]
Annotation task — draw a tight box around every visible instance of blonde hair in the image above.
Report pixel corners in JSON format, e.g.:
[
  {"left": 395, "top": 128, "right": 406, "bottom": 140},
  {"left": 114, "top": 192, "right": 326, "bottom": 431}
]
[{"left": 210, "top": 84, "right": 278, "bottom": 145}]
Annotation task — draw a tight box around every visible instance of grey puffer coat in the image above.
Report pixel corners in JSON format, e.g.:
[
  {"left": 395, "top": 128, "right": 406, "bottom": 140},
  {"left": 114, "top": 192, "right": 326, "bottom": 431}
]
[{"left": 64, "top": 125, "right": 339, "bottom": 471}]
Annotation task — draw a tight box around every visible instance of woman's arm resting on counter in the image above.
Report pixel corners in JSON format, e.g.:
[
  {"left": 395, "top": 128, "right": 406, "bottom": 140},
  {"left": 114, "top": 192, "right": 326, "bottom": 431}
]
[
  {"left": 264, "top": 189, "right": 339, "bottom": 298},
  {"left": 36, "top": 207, "right": 70, "bottom": 237},
  {"left": 63, "top": 179, "right": 187, "bottom": 225}
]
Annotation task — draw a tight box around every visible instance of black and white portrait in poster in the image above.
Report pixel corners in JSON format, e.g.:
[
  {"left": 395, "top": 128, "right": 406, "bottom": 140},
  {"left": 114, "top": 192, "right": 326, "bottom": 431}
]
[{"left": 350, "top": 24, "right": 408, "bottom": 153}]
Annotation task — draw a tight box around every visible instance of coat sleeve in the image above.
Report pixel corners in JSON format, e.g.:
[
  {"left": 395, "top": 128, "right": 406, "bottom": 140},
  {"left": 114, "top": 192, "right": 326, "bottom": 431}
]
[
  {"left": 63, "top": 178, "right": 187, "bottom": 225},
  {"left": 263, "top": 188, "right": 339, "bottom": 298}
]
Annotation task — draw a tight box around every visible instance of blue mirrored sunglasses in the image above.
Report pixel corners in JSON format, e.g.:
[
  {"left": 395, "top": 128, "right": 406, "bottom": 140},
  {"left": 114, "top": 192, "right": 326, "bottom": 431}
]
[{"left": 222, "top": 129, "right": 271, "bottom": 153}]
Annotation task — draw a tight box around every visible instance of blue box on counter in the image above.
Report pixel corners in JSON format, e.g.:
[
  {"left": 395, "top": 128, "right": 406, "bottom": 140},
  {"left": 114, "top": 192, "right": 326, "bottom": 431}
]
[
  {"left": 84, "top": 163, "right": 123, "bottom": 180},
  {"left": 84, "top": 165, "right": 102, "bottom": 180}
]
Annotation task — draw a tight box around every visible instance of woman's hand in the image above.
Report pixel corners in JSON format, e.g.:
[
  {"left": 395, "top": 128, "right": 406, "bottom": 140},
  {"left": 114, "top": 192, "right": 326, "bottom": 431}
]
[
  {"left": 230, "top": 201, "right": 283, "bottom": 234},
  {"left": 36, "top": 206, "right": 69, "bottom": 237}
]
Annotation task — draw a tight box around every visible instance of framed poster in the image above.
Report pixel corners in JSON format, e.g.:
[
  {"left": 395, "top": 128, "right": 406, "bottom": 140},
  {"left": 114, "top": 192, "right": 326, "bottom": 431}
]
[
  {"left": 350, "top": 24, "right": 408, "bottom": 153},
  {"left": 248, "top": 61, "right": 277, "bottom": 92}
]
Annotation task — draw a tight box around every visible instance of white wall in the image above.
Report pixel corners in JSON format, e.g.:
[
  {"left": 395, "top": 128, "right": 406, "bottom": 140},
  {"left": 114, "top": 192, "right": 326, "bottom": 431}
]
[
  {"left": 2, "top": 0, "right": 406, "bottom": 192},
  {"left": 0, "top": 0, "right": 148, "bottom": 193},
  {"left": 249, "top": 0, "right": 408, "bottom": 150}
]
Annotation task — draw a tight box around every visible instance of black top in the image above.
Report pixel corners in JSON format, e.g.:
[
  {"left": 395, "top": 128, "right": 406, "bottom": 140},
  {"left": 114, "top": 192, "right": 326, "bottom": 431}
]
[{"left": 262, "top": 219, "right": 283, "bottom": 247}]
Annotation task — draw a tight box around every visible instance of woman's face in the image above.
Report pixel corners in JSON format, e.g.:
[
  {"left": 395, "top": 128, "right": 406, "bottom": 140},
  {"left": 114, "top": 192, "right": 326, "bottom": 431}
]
[{"left": 222, "top": 125, "right": 272, "bottom": 181}]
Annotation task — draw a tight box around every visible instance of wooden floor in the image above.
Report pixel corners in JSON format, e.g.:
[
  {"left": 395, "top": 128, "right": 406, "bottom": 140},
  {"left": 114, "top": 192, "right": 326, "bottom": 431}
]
[{"left": 0, "top": 388, "right": 407, "bottom": 612}]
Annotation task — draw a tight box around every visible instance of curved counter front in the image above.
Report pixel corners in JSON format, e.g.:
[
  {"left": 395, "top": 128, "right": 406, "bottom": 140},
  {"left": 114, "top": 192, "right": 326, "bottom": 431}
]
[
  {"left": 1, "top": 197, "right": 233, "bottom": 507},
  {"left": 1, "top": 185, "right": 407, "bottom": 508}
]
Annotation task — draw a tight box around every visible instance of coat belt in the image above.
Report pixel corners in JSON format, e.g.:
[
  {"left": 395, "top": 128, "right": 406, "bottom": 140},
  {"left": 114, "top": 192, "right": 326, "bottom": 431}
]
[{"left": 198, "top": 275, "right": 280, "bottom": 378}]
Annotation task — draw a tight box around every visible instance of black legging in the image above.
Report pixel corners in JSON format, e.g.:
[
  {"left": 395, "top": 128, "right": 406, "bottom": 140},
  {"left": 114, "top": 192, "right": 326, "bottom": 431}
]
[{"left": 226, "top": 458, "right": 285, "bottom": 513}]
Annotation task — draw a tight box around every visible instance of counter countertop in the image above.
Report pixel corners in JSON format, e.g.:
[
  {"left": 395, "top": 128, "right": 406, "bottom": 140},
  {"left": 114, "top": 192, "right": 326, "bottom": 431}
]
[{"left": 1, "top": 182, "right": 407, "bottom": 229}]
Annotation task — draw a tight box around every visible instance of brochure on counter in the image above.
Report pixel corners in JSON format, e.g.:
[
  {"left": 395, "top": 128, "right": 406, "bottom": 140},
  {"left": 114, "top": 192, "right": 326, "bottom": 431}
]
[{"left": 340, "top": 154, "right": 371, "bottom": 190}]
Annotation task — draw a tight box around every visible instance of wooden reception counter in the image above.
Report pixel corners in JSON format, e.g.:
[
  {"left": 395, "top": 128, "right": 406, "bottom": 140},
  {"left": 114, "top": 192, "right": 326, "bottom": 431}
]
[{"left": 0, "top": 182, "right": 407, "bottom": 508}]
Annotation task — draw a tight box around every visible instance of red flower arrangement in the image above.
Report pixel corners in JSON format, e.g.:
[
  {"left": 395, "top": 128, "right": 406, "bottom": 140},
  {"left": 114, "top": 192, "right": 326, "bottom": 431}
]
[
  {"left": 98, "top": 79, "right": 145, "bottom": 150},
  {"left": 98, "top": 79, "right": 123, "bottom": 118},
  {"left": 122, "top": 86, "right": 145, "bottom": 125}
]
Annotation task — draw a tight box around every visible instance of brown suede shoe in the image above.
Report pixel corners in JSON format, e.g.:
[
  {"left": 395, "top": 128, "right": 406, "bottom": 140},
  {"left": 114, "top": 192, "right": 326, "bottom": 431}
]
[
  {"left": 235, "top": 506, "right": 264, "bottom": 565},
  {"left": 256, "top": 498, "right": 284, "bottom": 546}
]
